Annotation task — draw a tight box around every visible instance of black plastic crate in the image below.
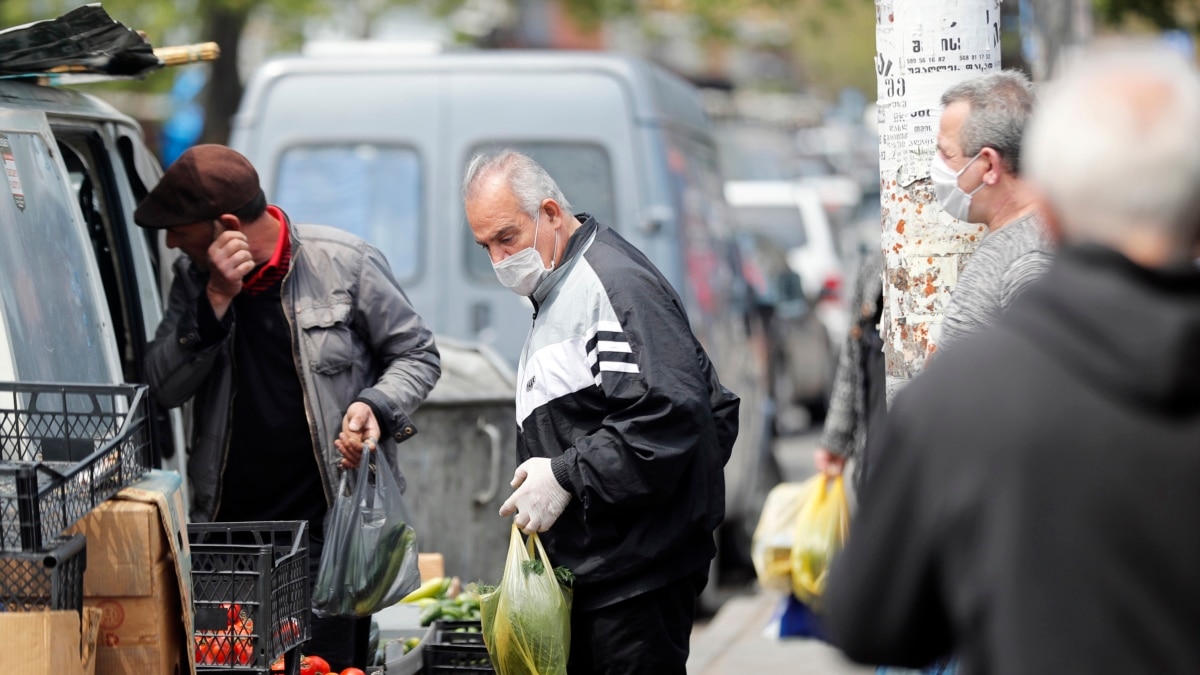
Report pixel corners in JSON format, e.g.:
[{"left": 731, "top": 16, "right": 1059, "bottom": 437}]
[
  {"left": 0, "top": 533, "right": 86, "bottom": 613},
  {"left": 188, "top": 521, "right": 310, "bottom": 673},
  {"left": 424, "top": 619, "right": 493, "bottom": 673},
  {"left": 0, "top": 382, "right": 151, "bottom": 551}
]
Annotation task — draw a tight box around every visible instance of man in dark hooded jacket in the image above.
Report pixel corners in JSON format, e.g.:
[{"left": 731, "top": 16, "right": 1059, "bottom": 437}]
[{"left": 824, "top": 44, "right": 1200, "bottom": 674}]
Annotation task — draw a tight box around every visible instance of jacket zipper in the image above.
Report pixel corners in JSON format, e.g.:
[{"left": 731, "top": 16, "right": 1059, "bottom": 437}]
[{"left": 279, "top": 244, "right": 333, "bottom": 508}]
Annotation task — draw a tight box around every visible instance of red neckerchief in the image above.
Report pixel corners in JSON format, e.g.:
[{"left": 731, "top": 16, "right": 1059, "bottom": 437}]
[{"left": 241, "top": 205, "right": 291, "bottom": 296}]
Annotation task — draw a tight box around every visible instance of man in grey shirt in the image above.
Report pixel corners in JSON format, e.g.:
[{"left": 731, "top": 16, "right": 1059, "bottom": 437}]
[{"left": 930, "top": 71, "right": 1055, "bottom": 353}]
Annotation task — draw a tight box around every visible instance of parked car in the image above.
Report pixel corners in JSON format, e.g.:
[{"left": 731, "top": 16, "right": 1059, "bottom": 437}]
[
  {"left": 231, "top": 47, "right": 776, "bottom": 588},
  {"left": 732, "top": 230, "right": 835, "bottom": 428},
  {"left": 724, "top": 180, "right": 850, "bottom": 345}
]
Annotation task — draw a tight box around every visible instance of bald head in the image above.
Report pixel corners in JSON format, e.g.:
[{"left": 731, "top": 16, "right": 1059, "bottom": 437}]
[{"left": 1023, "top": 43, "right": 1200, "bottom": 264}]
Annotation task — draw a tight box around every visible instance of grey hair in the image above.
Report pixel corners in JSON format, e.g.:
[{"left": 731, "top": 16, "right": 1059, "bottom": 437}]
[
  {"left": 1023, "top": 42, "right": 1200, "bottom": 256},
  {"left": 462, "top": 150, "right": 572, "bottom": 218},
  {"left": 941, "top": 70, "right": 1035, "bottom": 174}
]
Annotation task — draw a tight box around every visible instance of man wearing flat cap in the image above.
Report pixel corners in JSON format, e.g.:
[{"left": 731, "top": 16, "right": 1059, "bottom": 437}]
[{"left": 137, "top": 144, "right": 440, "bottom": 670}]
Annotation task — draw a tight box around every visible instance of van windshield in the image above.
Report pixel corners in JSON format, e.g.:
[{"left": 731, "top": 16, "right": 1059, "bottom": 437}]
[
  {"left": 463, "top": 142, "right": 616, "bottom": 281},
  {"left": 0, "top": 131, "right": 117, "bottom": 383},
  {"left": 275, "top": 144, "right": 421, "bottom": 281},
  {"left": 732, "top": 205, "right": 809, "bottom": 249}
]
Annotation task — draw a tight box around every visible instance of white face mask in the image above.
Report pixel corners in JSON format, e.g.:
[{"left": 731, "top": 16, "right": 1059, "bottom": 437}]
[
  {"left": 930, "top": 151, "right": 985, "bottom": 223},
  {"left": 492, "top": 209, "right": 559, "bottom": 296}
]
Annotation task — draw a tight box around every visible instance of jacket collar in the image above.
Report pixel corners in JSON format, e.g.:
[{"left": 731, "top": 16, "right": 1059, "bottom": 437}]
[{"left": 531, "top": 213, "right": 598, "bottom": 306}]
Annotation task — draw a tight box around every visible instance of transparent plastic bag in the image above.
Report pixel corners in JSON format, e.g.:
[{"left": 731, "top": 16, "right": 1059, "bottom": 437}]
[
  {"left": 480, "top": 524, "right": 572, "bottom": 675},
  {"left": 752, "top": 481, "right": 819, "bottom": 592},
  {"left": 312, "top": 448, "right": 420, "bottom": 617},
  {"left": 790, "top": 474, "right": 850, "bottom": 607}
]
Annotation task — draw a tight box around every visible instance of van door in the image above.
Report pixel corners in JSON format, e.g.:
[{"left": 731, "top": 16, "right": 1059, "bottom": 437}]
[
  {"left": 447, "top": 69, "right": 642, "bottom": 363},
  {"left": 0, "top": 109, "right": 122, "bottom": 383},
  {"left": 51, "top": 123, "right": 188, "bottom": 492}
]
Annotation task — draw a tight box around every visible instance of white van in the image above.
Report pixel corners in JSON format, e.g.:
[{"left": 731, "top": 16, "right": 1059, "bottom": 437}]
[
  {"left": 0, "top": 77, "right": 189, "bottom": 500},
  {"left": 232, "top": 48, "right": 777, "bottom": 578}
]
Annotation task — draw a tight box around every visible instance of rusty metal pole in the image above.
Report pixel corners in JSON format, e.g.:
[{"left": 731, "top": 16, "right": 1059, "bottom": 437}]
[{"left": 873, "top": 0, "right": 1002, "bottom": 398}]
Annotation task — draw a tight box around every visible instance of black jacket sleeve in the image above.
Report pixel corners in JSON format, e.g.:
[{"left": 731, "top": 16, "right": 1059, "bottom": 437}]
[{"left": 144, "top": 258, "right": 231, "bottom": 409}]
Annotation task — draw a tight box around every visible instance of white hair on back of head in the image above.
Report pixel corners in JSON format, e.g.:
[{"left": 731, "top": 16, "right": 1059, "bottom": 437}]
[
  {"left": 1023, "top": 41, "right": 1200, "bottom": 255},
  {"left": 462, "top": 150, "right": 572, "bottom": 218}
]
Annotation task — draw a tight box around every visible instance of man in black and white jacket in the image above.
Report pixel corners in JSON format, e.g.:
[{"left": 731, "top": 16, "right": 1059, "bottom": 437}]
[{"left": 464, "top": 150, "right": 739, "bottom": 675}]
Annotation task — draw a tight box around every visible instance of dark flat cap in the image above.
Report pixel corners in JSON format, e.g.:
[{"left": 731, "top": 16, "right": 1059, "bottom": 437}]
[{"left": 134, "top": 144, "right": 264, "bottom": 229}]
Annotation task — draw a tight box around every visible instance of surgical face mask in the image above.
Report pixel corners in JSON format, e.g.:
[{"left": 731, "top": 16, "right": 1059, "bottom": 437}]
[
  {"left": 492, "top": 209, "right": 559, "bottom": 296},
  {"left": 930, "top": 151, "right": 985, "bottom": 222}
]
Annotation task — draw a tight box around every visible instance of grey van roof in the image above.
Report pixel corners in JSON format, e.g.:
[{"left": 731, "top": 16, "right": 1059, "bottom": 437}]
[
  {"left": 235, "top": 50, "right": 710, "bottom": 134},
  {"left": 0, "top": 78, "right": 135, "bottom": 126}
]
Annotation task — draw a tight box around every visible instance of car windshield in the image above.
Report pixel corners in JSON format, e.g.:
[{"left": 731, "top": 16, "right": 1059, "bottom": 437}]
[
  {"left": 0, "top": 131, "right": 117, "bottom": 383},
  {"left": 732, "top": 205, "right": 808, "bottom": 249},
  {"left": 275, "top": 144, "right": 422, "bottom": 281}
]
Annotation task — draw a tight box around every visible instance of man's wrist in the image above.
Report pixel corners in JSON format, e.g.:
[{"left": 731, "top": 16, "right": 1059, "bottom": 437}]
[{"left": 549, "top": 456, "right": 573, "bottom": 495}]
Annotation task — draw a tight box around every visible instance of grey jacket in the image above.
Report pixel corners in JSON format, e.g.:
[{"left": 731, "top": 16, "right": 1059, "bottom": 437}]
[
  {"left": 145, "top": 217, "right": 441, "bottom": 521},
  {"left": 820, "top": 251, "right": 884, "bottom": 479}
]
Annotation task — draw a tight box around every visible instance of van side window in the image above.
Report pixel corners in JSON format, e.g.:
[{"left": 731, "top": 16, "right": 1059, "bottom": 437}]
[
  {"left": 0, "top": 131, "right": 117, "bottom": 383},
  {"left": 463, "top": 142, "right": 615, "bottom": 282},
  {"left": 57, "top": 135, "right": 145, "bottom": 385},
  {"left": 275, "top": 144, "right": 422, "bottom": 281}
]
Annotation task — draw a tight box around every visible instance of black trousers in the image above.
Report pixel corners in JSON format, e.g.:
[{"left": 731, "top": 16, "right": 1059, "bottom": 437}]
[
  {"left": 307, "top": 527, "right": 371, "bottom": 671},
  {"left": 566, "top": 569, "right": 707, "bottom": 675}
]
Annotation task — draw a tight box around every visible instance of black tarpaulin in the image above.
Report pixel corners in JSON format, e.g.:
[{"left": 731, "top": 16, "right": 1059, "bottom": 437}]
[{"left": 0, "top": 4, "right": 159, "bottom": 76}]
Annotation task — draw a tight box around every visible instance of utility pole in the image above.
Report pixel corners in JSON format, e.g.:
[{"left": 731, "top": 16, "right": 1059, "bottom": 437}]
[{"left": 873, "top": 0, "right": 1003, "bottom": 396}]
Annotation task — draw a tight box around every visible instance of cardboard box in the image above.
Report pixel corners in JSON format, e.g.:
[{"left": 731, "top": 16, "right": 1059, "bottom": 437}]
[
  {"left": 69, "top": 499, "right": 168, "bottom": 597},
  {"left": 88, "top": 558, "right": 183, "bottom": 675},
  {"left": 64, "top": 470, "right": 194, "bottom": 675},
  {"left": 0, "top": 607, "right": 103, "bottom": 675}
]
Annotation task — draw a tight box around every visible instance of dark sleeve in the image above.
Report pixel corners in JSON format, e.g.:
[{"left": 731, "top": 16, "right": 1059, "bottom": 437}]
[
  {"left": 143, "top": 260, "right": 231, "bottom": 409},
  {"left": 823, "top": 387, "right": 954, "bottom": 668},
  {"left": 553, "top": 270, "right": 721, "bottom": 514},
  {"left": 195, "top": 292, "right": 232, "bottom": 347}
]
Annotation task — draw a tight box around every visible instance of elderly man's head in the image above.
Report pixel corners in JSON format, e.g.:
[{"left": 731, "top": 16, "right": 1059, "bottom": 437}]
[
  {"left": 933, "top": 71, "right": 1036, "bottom": 226},
  {"left": 463, "top": 151, "right": 577, "bottom": 295},
  {"left": 1023, "top": 44, "right": 1200, "bottom": 265}
]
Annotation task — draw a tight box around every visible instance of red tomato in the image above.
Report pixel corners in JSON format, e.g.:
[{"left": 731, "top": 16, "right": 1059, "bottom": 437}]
[
  {"left": 220, "top": 602, "right": 244, "bottom": 625},
  {"left": 307, "top": 655, "right": 331, "bottom": 673},
  {"left": 340, "top": 669, "right": 367, "bottom": 675},
  {"left": 193, "top": 632, "right": 231, "bottom": 665},
  {"left": 232, "top": 637, "right": 254, "bottom": 666},
  {"left": 269, "top": 654, "right": 286, "bottom": 673},
  {"left": 299, "top": 655, "right": 317, "bottom": 675}
]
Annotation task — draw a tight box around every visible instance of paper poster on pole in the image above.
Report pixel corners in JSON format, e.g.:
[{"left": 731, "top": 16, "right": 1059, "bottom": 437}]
[{"left": 891, "top": 0, "right": 1001, "bottom": 184}]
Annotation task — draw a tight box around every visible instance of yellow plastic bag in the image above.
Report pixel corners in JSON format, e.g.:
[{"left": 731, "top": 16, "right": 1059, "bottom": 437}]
[
  {"left": 480, "top": 525, "right": 572, "bottom": 675},
  {"left": 752, "top": 481, "right": 819, "bottom": 592},
  {"left": 790, "top": 475, "right": 850, "bottom": 607}
]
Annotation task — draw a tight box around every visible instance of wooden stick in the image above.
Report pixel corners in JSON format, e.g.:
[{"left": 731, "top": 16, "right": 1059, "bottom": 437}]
[{"left": 154, "top": 42, "right": 221, "bottom": 66}]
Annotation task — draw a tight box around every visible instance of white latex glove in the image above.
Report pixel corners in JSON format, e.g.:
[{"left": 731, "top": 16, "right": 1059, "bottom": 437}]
[{"left": 499, "top": 458, "right": 572, "bottom": 534}]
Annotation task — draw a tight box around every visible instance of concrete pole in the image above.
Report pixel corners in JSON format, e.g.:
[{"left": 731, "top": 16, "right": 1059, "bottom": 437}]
[{"left": 874, "top": 0, "right": 1002, "bottom": 398}]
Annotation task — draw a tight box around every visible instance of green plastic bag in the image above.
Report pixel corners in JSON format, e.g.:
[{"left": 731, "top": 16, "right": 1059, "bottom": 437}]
[
  {"left": 790, "top": 474, "right": 850, "bottom": 608},
  {"left": 480, "top": 525, "right": 572, "bottom": 675}
]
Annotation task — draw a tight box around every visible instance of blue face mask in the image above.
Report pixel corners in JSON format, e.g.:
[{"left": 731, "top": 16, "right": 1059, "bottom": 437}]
[{"left": 492, "top": 209, "right": 559, "bottom": 296}]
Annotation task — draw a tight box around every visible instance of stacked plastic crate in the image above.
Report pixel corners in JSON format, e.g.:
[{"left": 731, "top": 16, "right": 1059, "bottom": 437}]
[{"left": 0, "top": 382, "right": 151, "bottom": 660}]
